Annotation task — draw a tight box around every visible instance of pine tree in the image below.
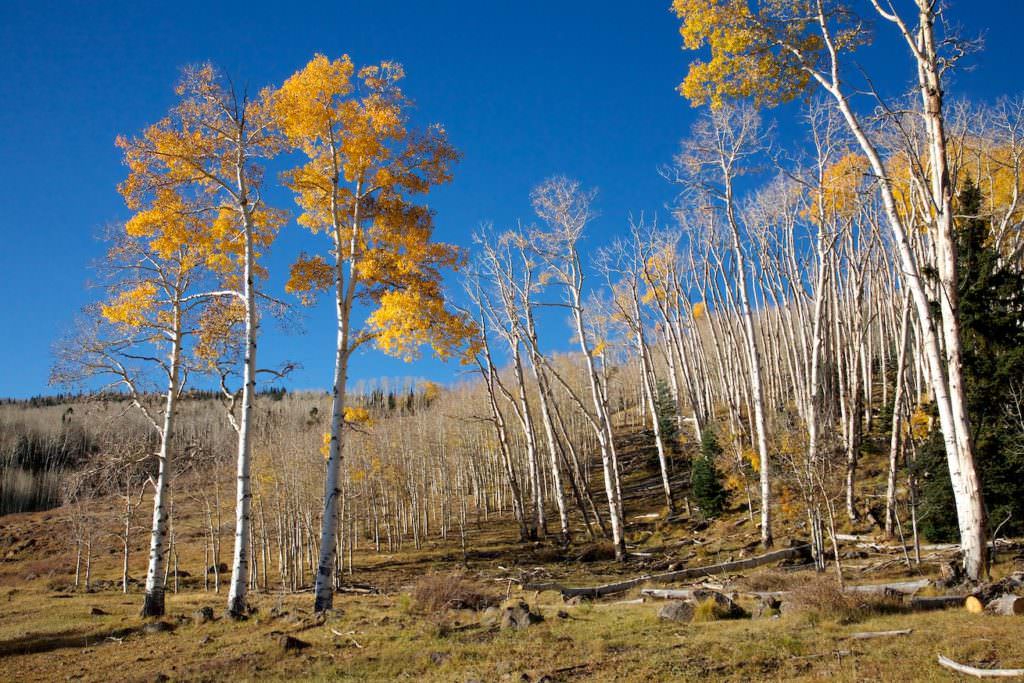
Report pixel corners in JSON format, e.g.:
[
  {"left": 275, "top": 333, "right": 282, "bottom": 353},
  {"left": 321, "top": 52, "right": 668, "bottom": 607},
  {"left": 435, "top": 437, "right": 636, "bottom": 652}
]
[
  {"left": 918, "top": 179, "right": 1024, "bottom": 541},
  {"left": 692, "top": 427, "right": 728, "bottom": 519},
  {"left": 654, "top": 380, "right": 679, "bottom": 448}
]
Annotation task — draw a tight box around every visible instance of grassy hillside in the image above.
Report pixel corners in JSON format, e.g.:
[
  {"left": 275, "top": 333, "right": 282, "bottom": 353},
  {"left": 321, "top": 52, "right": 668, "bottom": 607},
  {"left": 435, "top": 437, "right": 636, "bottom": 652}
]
[{"left": 1, "top": 400, "right": 1022, "bottom": 681}]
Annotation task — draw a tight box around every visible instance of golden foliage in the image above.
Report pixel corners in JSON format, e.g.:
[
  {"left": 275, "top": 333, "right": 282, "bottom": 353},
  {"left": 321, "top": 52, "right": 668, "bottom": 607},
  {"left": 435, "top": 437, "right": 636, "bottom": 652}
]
[
  {"left": 343, "top": 406, "right": 373, "bottom": 426},
  {"left": 100, "top": 282, "right": 158, "bottom": 328},
  {"left": 810, "top": 152, "right": 870, "bottom": 223},
  {"left": 285, "top": 254, "right": 334, "bottom": 304},
  {"left": 272, "top": 55, "right": 474, "bottom": 363},
  {"left": 671, "top": 0, "right": 822, "bottom": 108}
]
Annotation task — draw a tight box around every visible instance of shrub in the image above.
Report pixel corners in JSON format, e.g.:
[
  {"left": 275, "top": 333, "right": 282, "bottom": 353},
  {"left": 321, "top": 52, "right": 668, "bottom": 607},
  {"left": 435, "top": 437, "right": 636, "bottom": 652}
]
[{"left": 787, "top": 575, "right": 905, "bottom": 625}]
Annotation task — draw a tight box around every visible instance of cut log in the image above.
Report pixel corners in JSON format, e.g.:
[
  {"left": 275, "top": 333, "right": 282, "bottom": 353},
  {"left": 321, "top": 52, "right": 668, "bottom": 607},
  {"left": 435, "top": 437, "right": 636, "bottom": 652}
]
[
  {"left": 937, "top": 654, "right": 1024, "bottom": 678},
  {"left": 910, "top": 595, "right": 970, "bottom": 611},
  {"left": 965, "top": 596, "right": 985, "bottom": 614},
  {"left": 985, "top": 595, "right": 1024, "bottom": 616},
  {"left": 523, "top": 545, "right": 809, "bottom": 599},
  {"left": 848, "top": 629, "right": 912, "bottom": 640}
]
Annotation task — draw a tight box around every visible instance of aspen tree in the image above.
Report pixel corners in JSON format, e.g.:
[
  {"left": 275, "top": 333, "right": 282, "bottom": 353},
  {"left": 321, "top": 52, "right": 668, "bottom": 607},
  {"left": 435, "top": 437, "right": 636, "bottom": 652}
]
[
  {"left": 530, "top": 178, "right": 628, "bottom": 560},
  {"left": 271, "top": 55, "right": 472, "bottom": 611},
  {"left": 672, "top": 0, "right": 989, "bottom": 579},
  {"left": 119, "top": 64, "right": 286, "bottom": 615}
]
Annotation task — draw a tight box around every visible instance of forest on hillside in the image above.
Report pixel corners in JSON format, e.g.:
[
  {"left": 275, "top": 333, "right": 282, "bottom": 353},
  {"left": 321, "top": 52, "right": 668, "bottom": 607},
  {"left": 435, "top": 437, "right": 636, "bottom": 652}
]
[{"left": 2, "top": 1, "right": 1024, "bottom": 680}]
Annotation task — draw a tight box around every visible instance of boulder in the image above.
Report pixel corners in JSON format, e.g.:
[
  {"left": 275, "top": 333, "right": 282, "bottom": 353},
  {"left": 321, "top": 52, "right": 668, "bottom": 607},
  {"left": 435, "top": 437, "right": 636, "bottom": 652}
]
[
  {"left": 193, "top": 606, "right": 215, "bottom": 623},
  {"left": 692, "top": 589, "right": 747, "bottom": 619},
  {"left": 657, "top": 600, "right": 695, "bottom": 622},
  {"left": 753, "top": 595, "right": 782, "bottom": 619},
  {"left": 480, "top": 606, "right": 502, "bottom": 627},
  {"left": 499, "top": 600, "right": 543, "bottom": 630}
]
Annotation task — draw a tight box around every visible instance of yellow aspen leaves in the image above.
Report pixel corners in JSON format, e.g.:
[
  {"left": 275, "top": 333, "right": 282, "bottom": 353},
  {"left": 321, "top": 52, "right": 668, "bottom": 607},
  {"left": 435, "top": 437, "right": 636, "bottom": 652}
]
[
  {"left": 100, "top": 282, "right": 158, "bottom": 328},
  {"left": 811, "top": 152, "right": 870, "bottom": 222},
  {"left": 272, "top": 55, "right": 476, "bottom": 364},
  {"left": 285, "top": 255, "right": 335, "bottom": 305},
  {"left": 343, "top": 406, "right": 373, "bottom": 426},
  {"left": 671, "top": 0, "right": 865, "bottom": 108},
  {"left": 692, "top": 301, "right": 707, "bottom": 319}
]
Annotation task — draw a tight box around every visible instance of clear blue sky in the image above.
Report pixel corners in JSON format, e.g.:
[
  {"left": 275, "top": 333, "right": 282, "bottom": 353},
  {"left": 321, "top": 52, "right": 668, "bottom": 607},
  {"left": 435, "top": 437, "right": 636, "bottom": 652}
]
[{"left": 1, "top": 1, "right": 1021, "bottom": 399}]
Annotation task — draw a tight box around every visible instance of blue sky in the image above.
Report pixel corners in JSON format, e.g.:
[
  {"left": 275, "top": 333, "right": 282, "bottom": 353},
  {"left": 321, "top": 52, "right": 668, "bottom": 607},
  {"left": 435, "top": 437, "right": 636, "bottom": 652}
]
[{"left": 1, "top": 1, "right": 1022, "bottom": 399}]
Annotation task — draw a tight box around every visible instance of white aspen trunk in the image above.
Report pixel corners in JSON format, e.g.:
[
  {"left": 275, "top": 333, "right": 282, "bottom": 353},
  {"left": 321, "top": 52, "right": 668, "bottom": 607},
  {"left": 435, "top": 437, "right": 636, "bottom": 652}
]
[
  {"left": 636, "top": 310, "right": 675, "bottom": 513},
  {"left": 810, "top": 3, "right": 987, "bottom": 579},
  {"left": 142, "top": 306, "right": 182, "bottom": 617},
  {"left": 724, "top": 176, "right": 773, "bottom": 548},
  {"left": 530, "top": 356, "right": 571, "bottom": 542},
  {"left": 885, "top": 293, "right": 911, "bottom": 537},
  {"left": 313, "top": 201, "right": 357, "bottom": 612},
  {"left": 227, "top": 198, "right": 258, "bottom": 617}
]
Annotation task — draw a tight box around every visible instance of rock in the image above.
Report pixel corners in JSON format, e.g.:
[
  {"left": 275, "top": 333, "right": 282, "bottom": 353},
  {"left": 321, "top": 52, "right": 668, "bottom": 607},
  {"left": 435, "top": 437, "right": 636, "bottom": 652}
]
[
  {"left": 753, "top": 595, "right": 782, "bottom": 619},
  {"left": 480, "top": 606, "right": 502, "bottom": 627},
  {"left": 692, "top": 590, "right": 747, "bottom": 619},
  {"left": 657, "top": 600, "right": 695, "bottom": 622},
  {"left": 143, "top": 621, "right": 176, "bottom": 634},
  {"left": 499, "top": 600, "right": 543, "bottom": 630},
  {"left": 193, "top": 606, "right": 215, "bottom": 624},
  {"left": 89, "top": 607, "right": 108, "bottom": 616},
  {"left": 279, "top": 635, "right": 311, "bottom": 652},
  {"left": 564, "top": 595, "right": 590, "bottom": 606},
  {"left": 430, "top": 651, "right": 450, "bottom": 665}
]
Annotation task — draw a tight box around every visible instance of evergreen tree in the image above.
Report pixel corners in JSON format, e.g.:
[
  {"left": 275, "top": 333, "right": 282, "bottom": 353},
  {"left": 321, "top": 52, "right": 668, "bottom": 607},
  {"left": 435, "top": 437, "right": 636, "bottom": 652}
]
[
  {"left": 918, "top": 179, "right": 1024, "bottom": 541},
  {"left": 654, "top": 380, "right": 680, "bottom": 447},
  {"left": 692, "top": 427, "right": 728, "bottom": 518}
]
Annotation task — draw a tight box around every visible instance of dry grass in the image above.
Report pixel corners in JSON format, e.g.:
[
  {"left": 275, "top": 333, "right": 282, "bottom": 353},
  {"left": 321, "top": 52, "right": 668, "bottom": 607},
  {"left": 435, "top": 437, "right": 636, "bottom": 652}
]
[
  {"left": 787, "top": 575, "right": 906, "bottom": 625},
  {"left": 410, "top": 571, "right": 499, "bottom": 614}
]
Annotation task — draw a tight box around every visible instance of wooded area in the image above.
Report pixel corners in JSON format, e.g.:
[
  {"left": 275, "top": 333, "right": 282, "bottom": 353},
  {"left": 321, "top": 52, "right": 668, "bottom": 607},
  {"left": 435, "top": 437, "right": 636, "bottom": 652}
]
[{"left": 1, "top": 1, "right": 1023, "bottom": 680}]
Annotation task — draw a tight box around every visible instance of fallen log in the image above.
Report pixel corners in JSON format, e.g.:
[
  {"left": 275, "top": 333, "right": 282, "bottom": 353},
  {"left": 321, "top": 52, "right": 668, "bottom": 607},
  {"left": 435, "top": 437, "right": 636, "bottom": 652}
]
[
  {"left": 910, "top": 595, "right": 969, "bottom": 611},
  {"left": 844, "top": 579, "right": 930, "bottom": 595},
  {"left": 937, "top": 654, "right": 1024, "bottom": 678},
  {"left": 848, "top": 629, "right": 913, "bottom": 640},
  {"left": 986, "top": 594, "right": 1024, "bottom": 616},
  {"left": 522, "top": 545, "right": 809, "bottom": 599},
  {"left": 641, "top": 588, "right": 789, "bottom": 600}
]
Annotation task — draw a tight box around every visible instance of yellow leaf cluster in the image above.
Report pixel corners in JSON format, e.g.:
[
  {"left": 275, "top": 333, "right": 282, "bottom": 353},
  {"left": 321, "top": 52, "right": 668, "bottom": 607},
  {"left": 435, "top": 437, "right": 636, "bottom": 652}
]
[
  {"left": 343, "top": 405, "right": 373, "bottom": 426},
  {"left": 367, "top": 289, "right": 478, "bottom": 363},
  {"left": 672, "top": 0, "right": 819, "bottom": 108},
  {"left": 743, "top": 446, "right": 760, "bottom": 473},
  {"left": 810, "top": 152, "right": 870, "bottom": 223},
  {"left": 285, "top": 254, "right": 334, "bottom": 304},
  {"left": 907, "top": 406, "right": 933, "bottom": 442},
  {"left": 100, "top": 282, "right": 158, "bottom": 328}
]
